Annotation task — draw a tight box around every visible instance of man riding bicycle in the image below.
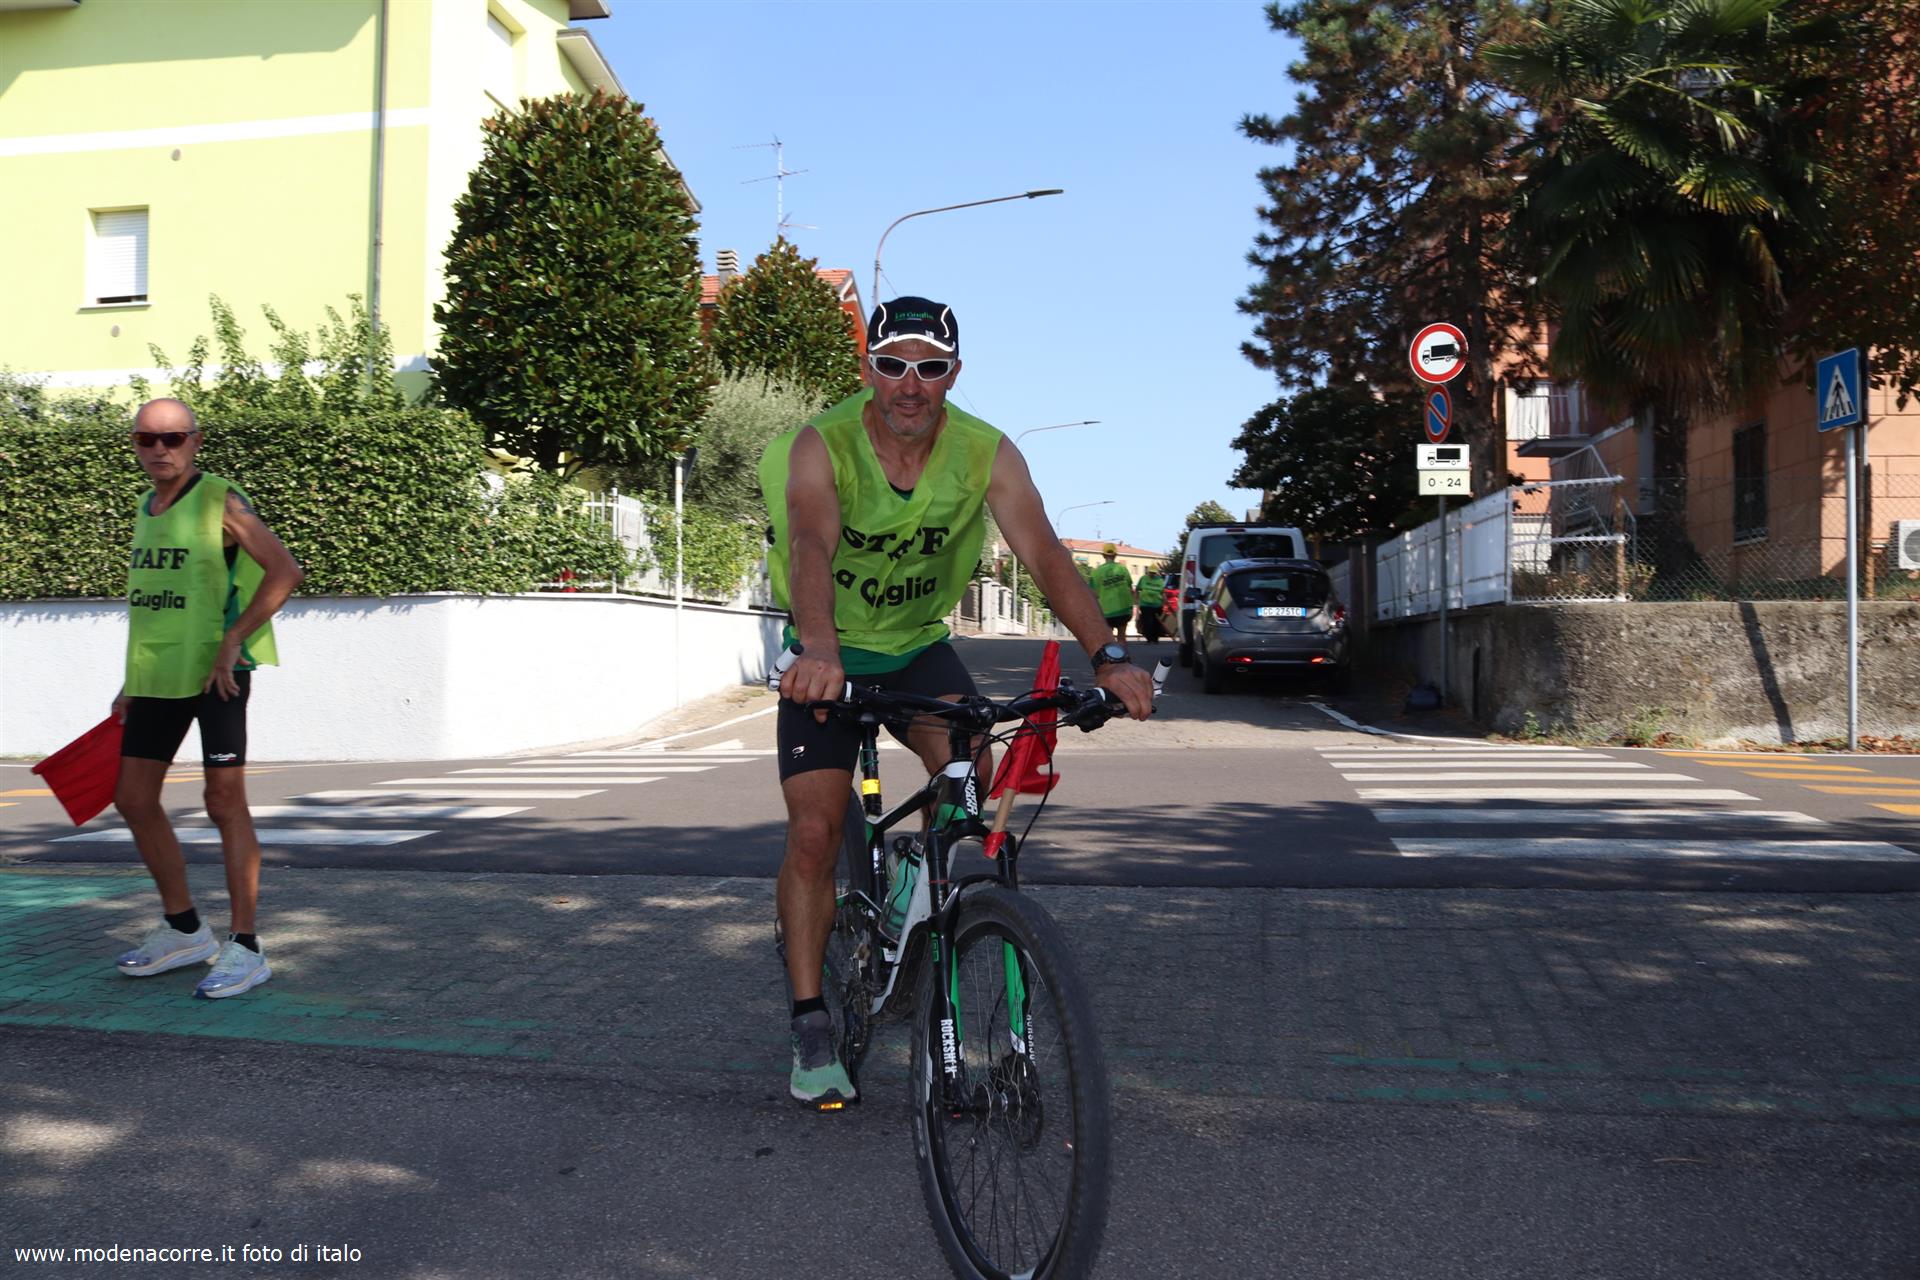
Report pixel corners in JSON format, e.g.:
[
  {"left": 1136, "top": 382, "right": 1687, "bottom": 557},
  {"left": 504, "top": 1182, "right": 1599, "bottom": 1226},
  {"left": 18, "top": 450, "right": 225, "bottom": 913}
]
[{"left": 758, "top": 296, "right": 1156, "bottom": 1107}]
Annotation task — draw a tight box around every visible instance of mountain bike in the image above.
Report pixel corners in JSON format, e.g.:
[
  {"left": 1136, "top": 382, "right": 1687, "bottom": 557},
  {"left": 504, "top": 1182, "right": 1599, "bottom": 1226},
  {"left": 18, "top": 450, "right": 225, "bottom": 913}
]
[{"left": 768, "top": 646, "right": 1167, "bottom": 1280}]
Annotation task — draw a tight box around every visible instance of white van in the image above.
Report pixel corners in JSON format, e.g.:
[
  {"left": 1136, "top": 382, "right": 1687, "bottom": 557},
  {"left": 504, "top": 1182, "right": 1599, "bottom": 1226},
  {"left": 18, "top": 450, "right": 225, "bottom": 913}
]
[{"left": 1176, "top": 522, "right": 1308, "bottom": 667}]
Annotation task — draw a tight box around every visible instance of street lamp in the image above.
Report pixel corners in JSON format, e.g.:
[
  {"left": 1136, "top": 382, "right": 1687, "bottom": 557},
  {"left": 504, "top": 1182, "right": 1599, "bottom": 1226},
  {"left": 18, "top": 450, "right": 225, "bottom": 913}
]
[
  {"left": 1013, "top": 499, "right": 1115, "bottom": 633},
  {"left": 873, "top": 188, "right": 1064, "bottom": 305},
  {"left": 1006, "top": 426, "right": 1102, "bottom": 621},
  {"left": 1014, "top": 419, "right": 1099, "bottom": 445}
]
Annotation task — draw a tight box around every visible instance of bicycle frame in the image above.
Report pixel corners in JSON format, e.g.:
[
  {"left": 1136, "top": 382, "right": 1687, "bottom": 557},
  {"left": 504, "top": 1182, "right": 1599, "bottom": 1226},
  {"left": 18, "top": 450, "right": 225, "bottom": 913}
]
[{"left": 847, "top": 715, "right": 1028, "bottom": 1101}]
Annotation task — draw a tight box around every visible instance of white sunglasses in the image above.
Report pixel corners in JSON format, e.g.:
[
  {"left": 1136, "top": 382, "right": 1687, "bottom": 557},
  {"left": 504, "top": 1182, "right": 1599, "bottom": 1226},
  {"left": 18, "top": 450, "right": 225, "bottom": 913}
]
[{"left": 868, "top": 353, "right": 957, "bottom": 381}]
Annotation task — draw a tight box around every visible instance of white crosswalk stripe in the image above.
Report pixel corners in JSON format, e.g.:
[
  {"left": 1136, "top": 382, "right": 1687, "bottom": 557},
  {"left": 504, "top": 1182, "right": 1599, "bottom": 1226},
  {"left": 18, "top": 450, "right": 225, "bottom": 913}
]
[
  {"left": 48, "top": 743, "right": 767, "bottom": 848},
  {"left": 1321, "top": 744, "right": 1904, "bottom": 863}
]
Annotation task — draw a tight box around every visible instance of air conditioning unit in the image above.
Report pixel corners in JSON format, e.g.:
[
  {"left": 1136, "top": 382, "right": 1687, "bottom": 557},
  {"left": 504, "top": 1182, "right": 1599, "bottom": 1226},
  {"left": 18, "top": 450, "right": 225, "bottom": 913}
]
[{"left": 1896, "top": 520, "right": 1920, "bottom": 571}]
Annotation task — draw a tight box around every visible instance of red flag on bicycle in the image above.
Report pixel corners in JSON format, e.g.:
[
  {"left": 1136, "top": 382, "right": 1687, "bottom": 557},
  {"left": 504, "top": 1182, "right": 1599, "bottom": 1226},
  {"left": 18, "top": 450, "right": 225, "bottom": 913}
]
[
  {"left": 32, "top": 715, "right": 124, "bottom": 826},
  {"left": 990, "top": 640, "right": 1063, "bottom": 798}
]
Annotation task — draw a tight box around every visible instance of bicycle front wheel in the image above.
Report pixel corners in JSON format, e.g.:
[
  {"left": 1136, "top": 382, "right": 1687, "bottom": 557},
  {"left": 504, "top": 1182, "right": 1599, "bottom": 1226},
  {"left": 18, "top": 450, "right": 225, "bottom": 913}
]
[{"left": 910, "top": 887, "right": 1111, "bottom": 1280}]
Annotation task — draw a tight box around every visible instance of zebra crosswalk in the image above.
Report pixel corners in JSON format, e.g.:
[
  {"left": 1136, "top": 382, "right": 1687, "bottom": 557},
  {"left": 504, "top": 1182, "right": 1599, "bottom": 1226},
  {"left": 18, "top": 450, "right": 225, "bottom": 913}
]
[
  {"left": 50, "top": 740, "right": 773, "bottom": 849},
  {"left": 1321, "top": 744, "right": 1919, "bottom": 864}
]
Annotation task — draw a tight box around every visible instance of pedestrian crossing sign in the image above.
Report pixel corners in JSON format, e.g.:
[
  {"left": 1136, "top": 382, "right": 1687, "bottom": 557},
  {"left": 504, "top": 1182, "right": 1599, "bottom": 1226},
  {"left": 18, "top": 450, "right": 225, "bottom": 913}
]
[{"left": 1816, "top": 348, "right": 1863, "bottom": 432}]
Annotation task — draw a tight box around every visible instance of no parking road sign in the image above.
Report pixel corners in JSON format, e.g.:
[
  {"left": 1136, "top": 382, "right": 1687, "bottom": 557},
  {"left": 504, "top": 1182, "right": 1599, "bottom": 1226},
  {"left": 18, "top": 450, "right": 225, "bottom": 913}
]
[
  {"left": 1410, "top": 322, "right": 1467, "bottom": 385},
  {"left": 1425, "top": 388, "right": 1452, "bottom": 443}
]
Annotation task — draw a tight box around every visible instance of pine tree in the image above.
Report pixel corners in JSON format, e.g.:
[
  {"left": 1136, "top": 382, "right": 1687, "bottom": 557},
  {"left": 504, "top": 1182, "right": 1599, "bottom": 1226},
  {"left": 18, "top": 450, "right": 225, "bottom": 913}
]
[
  {"left": 1238, "top": 0, "right": 1535, "bottom": 495},
  {"left": 708, "top": 239, "right": 862, "bottom": 405},
  {"left": 433, "top": 92, "right": 709, "bottom": 476}
]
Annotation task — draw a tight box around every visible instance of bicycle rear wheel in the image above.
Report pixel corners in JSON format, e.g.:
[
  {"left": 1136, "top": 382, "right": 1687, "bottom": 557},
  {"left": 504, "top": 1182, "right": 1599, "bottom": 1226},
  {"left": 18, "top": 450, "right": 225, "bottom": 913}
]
[
  {"left": 823, "top": 790, "right": 878, "bottom": 1075},
  {"left": 910, "top": 887, "right": 1110, "bottom": 1280}
]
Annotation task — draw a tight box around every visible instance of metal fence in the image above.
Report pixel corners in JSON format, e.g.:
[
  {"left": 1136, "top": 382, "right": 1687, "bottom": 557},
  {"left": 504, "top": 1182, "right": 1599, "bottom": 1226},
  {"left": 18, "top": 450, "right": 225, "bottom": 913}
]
[
  {"left": 1369, "top": 468, "right": 1920, "bottom": 619},
  {"left": 1626, "top": 473, "right": 1920, "bottom": 602},
  {"left": 571, "top": 490, "right": 776, "bottom": 608}
]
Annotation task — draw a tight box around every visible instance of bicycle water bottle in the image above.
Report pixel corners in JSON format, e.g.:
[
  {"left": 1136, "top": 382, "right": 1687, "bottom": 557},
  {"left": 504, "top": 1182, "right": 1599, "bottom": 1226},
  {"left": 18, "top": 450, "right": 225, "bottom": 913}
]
[{"left": 883, "top": 835, "right": 922, "bottom": 939}]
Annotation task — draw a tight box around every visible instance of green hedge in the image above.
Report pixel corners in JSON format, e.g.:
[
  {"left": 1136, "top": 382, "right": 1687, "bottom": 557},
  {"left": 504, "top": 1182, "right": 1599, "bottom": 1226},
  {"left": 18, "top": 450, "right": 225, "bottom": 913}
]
[{"left": 0, "top": 390, "right": 631, "bottom": 599}]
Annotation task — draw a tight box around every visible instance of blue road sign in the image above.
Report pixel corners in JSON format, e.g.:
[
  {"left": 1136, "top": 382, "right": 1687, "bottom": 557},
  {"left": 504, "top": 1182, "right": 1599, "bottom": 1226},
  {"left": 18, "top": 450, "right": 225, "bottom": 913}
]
[
  {"left": 1816, "top": 348, "right": 1863, "bottom": 432},
  {"left": 1425, "top": 388, "right": 1451, "bottom": 443}
]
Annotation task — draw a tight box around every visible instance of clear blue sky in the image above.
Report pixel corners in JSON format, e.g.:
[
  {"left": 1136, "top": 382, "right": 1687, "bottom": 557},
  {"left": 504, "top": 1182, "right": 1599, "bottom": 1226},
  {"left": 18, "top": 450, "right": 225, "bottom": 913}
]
[{"left": 592, "top": 0, "right": 1299, "bottom": 555}]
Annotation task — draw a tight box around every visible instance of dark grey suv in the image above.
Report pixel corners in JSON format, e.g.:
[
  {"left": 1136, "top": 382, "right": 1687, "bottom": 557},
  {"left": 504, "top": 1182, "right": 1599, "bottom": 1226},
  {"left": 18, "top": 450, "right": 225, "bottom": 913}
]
[{"left": 1193, "top": 558, "right": 1351, "bottom": 694}]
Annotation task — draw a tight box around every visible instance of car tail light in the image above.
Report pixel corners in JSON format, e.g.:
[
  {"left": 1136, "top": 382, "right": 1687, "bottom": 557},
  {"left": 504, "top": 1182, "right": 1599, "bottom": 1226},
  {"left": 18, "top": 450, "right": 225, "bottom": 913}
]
[
  {"left": 1184, "top": 558, "right": 1197, "bottom": 586},
  {"left": 1229, "top": 655, "right": 1253, "bottom": 665},
  {"left": 1331, "top": 605, "right": 1347, "bottom": 625},
  {"left": 1310, "top": 655, "right": 1328, "bottom": 664},
  {"left": 1210, "top": 603, "right": 1229, "bottom": 623}
]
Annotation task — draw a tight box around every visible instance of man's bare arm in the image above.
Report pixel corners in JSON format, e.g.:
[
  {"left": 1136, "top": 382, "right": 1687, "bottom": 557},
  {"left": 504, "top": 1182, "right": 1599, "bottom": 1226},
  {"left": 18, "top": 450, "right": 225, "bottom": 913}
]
[
  {"left": 204, "top": 490, "right": 304, "bottom": 697},
  {"left": 986, "top": 437, "right": 1153, "bottom": 718},
  {"left": 781, "top": 427, "right": 846, "bottom": 709}
]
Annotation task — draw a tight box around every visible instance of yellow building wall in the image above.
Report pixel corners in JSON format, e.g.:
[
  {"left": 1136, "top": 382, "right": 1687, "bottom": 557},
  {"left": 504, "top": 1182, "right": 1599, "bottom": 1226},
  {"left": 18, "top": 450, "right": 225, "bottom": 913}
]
[{"left": 0, "top": 0, "right": 594, "bottom": 395}]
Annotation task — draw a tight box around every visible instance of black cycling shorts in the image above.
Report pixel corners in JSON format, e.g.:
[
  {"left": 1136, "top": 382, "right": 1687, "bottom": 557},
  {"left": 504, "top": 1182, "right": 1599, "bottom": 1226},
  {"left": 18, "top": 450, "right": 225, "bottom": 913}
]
[
  {"left": 122, "top": 672, "right": 251, "bottom": 768},
  {"left": 776, "top": 642, "right": 976, "bottom": 782}
]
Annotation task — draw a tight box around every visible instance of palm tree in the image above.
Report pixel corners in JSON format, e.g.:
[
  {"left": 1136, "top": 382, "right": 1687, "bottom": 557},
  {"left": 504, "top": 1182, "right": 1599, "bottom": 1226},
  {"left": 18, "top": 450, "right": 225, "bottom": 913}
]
[{"left": 1489, "top": 0, "right": 1836, "bottom": 570}]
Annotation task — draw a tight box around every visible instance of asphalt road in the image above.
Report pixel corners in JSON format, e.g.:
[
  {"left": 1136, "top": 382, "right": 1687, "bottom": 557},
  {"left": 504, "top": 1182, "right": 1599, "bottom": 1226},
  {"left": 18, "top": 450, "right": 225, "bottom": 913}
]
[{"left": 4, "top": 635, "right": 1918, "bottom": 1279}]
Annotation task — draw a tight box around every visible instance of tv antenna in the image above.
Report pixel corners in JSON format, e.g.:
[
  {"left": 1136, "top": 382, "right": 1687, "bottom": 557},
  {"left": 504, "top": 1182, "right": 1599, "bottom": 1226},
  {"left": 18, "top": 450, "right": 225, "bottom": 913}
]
[{"left": 737, "top": 135, "right": 815, "bottom": 237}]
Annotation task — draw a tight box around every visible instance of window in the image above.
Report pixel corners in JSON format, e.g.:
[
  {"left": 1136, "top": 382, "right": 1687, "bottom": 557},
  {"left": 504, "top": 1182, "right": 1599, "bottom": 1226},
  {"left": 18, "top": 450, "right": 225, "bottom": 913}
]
[
  {"left": 89, "top": 208, "right": 148, "bottom": 304},
  {"left": 1223, "top": 569, "right": 1329, "bottom": 609},
  {"left": 1507, "top": 381, "right": 1551, "bottom": 441},
  {"left": 1732, "top": 422, "right": 1767, "bottom": 543},
  {"left": 485, "top": 10, "right": 517, "bottom": 109},
  {"left": 1196, "top": 532, "right": 1297, "bottom": 575}
]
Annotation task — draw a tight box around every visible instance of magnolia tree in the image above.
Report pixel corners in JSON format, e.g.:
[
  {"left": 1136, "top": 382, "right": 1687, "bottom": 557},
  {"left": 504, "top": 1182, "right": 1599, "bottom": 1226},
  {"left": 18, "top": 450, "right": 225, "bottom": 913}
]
[{"left": 434, "top": 92, "right": 709, "bottom": 476}]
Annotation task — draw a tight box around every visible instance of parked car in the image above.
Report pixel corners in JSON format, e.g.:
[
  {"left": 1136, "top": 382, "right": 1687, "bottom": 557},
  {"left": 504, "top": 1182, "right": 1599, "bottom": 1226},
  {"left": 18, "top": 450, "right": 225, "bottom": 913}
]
[
  {"left": 1177, "top": 522, "right": 1308, "bottom": 668},
  {"left": 1192, "top": 557, "right": 1351, "bottom": 694}
]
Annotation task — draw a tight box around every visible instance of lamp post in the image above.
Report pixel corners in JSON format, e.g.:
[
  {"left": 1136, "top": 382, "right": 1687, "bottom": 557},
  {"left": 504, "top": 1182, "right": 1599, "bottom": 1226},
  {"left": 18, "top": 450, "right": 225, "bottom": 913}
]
[
  {"left": 873, "top": 188, "right": 1063, "bottom": 305},
  {"left": 1005, "top": 424, "right": 1101, "bottom": 626}
]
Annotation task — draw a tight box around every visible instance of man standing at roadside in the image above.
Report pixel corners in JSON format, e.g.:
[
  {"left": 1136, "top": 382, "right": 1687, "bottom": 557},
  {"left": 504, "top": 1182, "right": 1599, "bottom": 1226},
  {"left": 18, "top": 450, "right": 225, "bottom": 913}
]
[
  {"left": 1134, "top": 567, "right": 1167, "bottom": 645},
  {"left": 110, "top": 398, "right": 304, "bottom": 999},
  {"left": 1088, "top": 543, "right": 1134, "bottom": 644}
]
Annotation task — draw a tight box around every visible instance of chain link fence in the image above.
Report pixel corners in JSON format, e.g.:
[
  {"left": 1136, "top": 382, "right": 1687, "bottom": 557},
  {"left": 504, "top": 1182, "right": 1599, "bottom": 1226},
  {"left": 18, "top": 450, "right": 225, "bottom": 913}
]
[{"left": 1626, "top": 472, "right": 1920, "bottom": 602}]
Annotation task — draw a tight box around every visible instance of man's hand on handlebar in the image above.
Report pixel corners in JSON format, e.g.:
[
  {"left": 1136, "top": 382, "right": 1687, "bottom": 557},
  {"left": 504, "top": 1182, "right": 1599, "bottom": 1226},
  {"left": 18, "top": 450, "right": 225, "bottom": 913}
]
[
  {"left": 781, "top": 645, "right": 846, "bottom": 723},
  {"left": 1096, "top": 661, "right": 1156, "bottom": 721}
]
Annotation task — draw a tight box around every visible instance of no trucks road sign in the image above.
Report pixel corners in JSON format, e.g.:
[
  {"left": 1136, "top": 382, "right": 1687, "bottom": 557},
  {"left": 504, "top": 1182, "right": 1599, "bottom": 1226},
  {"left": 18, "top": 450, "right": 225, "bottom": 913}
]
[{"left": 1410, "top": 322, "right": 1467, "bottom": 385}]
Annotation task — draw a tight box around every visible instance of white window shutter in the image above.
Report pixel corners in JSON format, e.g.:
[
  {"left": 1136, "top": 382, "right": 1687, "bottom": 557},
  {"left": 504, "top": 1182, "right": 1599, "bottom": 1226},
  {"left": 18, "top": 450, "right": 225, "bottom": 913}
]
[{"left": 91, "top": 209, "right": 148, "bottom": 302}]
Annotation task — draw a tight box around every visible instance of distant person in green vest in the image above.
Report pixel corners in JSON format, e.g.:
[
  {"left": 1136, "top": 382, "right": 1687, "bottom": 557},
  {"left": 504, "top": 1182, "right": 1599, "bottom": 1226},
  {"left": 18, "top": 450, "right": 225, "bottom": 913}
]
[
  {"left": 1089, "top": 544, "right": 1134, "bottom": 644},
  {"left": 110, "top": 398, "right": 304, "bottom": 1000},
  {"left": 1134, "top": 567, "right": 1168, "bottom": 645},
  {"left": 759, "top": 296, "right": 1155, "bottom": 1109}
]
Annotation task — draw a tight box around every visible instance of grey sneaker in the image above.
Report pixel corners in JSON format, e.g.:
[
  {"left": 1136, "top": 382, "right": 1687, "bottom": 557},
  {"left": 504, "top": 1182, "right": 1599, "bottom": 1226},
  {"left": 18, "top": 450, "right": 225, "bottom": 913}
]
[
  {"left": 789, "top": 1010, "right": 857, "bottom": 1110},
  {"left": 116, "top": 922, "right": 218, "bottom": 977},
  {"left": 194, "top": 939, "right": 272, "bottom": 999}
]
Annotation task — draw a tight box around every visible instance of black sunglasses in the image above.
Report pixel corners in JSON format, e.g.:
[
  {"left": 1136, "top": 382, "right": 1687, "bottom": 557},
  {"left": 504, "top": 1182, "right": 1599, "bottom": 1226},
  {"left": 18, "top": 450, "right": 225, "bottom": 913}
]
[{"left": 131, "top": 430, "right": 195, "bottom": 449}]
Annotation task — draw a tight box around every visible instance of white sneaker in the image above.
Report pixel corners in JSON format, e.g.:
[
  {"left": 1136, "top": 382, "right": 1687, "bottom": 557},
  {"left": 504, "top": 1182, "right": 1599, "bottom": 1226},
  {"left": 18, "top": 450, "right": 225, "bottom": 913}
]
[
  {"left": 194, "top": 939, "right": 272, "bottom": 999},
  {"left": 116, "top": 922, "right": 218, "bottom": 977}
]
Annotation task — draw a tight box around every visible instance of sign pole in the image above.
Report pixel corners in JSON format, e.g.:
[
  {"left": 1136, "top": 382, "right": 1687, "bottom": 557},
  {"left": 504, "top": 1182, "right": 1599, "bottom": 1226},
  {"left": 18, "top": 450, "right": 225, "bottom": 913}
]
[
  {"left": 1845, "top": 424, "right": 1859, "bottom": 750},
  {"left": 1437, "top": 494, "right": 1449, "bottom": 705}
]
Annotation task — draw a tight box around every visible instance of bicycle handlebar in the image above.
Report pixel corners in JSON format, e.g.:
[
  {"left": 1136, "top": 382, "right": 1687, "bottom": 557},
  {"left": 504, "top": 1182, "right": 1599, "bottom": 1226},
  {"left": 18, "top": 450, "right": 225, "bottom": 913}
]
[{"left": 766, "top": 644, "right": 1170, "bottom": 730}]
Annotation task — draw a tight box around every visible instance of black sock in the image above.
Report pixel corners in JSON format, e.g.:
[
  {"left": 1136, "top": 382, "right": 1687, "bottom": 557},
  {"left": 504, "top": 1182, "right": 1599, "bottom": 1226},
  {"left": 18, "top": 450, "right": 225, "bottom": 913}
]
[
  {"left": 230, "top": 932, "right": 259, "bottom": 954},
  {"left": 792, "top": 996, "right": 826, "bottom": 1021},
  {"left": 165, "top": 907, "right": 201, "bottom": 935}
]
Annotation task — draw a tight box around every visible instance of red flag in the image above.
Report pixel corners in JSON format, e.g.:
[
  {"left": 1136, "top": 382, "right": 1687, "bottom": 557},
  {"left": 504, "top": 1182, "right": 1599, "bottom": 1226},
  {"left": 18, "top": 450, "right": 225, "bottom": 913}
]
[
  {"left": 990, "top": 640, "right": 1064, "bottom": 799},
  {"left": 31, "top": 716, "right": 124, "bottom": 826}
]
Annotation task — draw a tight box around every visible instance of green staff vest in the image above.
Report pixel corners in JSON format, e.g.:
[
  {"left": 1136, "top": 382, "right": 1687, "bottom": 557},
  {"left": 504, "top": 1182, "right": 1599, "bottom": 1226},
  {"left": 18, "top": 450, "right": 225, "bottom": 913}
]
[
  {"left": 1136, "top": 574, "right": 1166, "bottom": 608},
  {"left": 759, "top": 389, "right": 1000, "bottom": 660},
  {"left": 125, "top": 472, "right": 279, "bottom": 699},
  {"left": 1090, "top": 561, "right": 1133, "bottom": 616}
]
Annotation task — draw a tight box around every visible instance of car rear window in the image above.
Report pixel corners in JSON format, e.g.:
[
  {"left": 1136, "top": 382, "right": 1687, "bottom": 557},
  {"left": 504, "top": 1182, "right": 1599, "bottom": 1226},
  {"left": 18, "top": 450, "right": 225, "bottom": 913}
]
[
  {"left": 1198, "top": 532, "right": 1298, "bottom": 575},
  {"left": 1224, "top": 569, "right": 1329, "bottom": 608}
]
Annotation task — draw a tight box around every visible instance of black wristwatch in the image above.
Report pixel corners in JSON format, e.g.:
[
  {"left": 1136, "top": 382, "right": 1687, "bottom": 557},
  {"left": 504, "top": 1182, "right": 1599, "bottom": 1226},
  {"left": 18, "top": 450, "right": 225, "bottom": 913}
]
[{"left": 1089, "top": 642, "right": 1130, "bottom": 672}]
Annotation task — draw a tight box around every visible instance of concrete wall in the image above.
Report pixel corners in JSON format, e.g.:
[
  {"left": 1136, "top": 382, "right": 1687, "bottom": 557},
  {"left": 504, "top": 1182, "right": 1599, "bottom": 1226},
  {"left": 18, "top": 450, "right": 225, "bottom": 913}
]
[
  {"left": 1371, "top": 601, "right": 1920, "bottom": 745},
  {"left": 1, "top": 594, "right": 784, "bottom": 761}
]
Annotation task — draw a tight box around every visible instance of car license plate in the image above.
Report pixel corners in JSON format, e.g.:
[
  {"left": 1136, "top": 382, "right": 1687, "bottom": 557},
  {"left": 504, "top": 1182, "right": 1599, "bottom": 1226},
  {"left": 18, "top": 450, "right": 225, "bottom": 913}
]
[{"left": 1255, "top": 606, "right": 1308, "bottom": 618}]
